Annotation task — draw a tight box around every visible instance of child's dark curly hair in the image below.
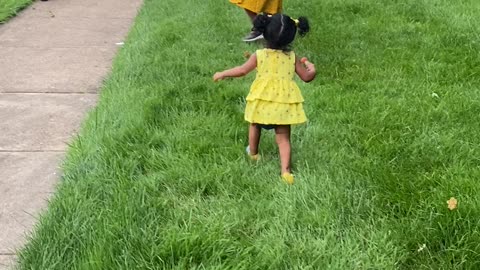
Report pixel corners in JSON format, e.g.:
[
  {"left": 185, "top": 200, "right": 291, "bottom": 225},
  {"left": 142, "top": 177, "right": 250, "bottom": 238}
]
[{"left": 253, "top": 13, "right": 310, "bottom": 51}]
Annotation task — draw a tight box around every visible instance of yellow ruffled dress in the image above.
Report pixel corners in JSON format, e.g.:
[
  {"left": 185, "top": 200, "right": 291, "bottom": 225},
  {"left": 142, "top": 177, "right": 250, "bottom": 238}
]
[
  {"left": 229, "top": 0, "right": 282, "bottom": 15},
  {"left": 244, "top": 49, "right": 307, "bottom": 125}
]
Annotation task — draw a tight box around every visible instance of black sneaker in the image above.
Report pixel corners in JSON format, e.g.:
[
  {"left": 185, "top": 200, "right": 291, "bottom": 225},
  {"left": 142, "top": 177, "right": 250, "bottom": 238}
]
[{"left": 243, "top": 30, "right": 264, "bottom": 42}]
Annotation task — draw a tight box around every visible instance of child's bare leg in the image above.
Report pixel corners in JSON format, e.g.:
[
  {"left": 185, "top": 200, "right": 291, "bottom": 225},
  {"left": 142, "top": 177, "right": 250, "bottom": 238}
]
[
  {"left": 249, "top": 123, "right": 261, "bottom": 155},
  {"left": 274, "top": 125, "right": 291, "bottom": 174},
  {"left": 244, "top": 9, "right": 258, "bottom": 23}
]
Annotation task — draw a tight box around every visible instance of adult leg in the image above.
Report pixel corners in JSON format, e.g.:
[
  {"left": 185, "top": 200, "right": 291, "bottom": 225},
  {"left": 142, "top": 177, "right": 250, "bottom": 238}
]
[
  {"left": 242, "top": 9, "right": 263, "bottom": 41},
  {"left": 244, "top": 9, "right": 257, "bottom": 22}
]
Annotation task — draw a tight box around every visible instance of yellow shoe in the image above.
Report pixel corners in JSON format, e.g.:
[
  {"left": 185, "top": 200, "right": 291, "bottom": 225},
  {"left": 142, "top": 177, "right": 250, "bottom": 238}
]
[
  {"left": 249, "top": 154, "right": 260, "bottom": 161},
  {"left": 246, "top": 146, "right": 260, "bottom": 161},
  {"left": 281, "top": 172, "right": 294, "bottom": 185}
]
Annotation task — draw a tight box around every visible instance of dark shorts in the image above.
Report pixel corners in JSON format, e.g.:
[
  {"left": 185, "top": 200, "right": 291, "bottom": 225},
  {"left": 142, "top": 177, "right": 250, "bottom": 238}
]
[{"left": 258, "top": 124, "right": 276, "bottom": 130}]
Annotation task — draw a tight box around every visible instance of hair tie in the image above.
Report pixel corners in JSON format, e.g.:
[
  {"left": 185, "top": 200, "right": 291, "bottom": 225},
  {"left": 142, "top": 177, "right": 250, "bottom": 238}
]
[{"left": 293, "top": 19, "right": 299, "bottom": 27}]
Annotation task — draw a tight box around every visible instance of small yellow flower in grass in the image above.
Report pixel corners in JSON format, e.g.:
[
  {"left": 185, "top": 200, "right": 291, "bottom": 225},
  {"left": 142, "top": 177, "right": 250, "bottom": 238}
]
[
  {"left": 244, "top": 51, "right": 251, "bottom": 59},
  {"left": 447, "top": 197, "right": 458, "bottom": 210}
]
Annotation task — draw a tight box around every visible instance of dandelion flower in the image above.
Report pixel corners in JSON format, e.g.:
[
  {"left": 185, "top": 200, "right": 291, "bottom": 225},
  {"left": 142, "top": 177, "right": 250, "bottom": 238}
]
[{"left": 447, "top": 197, "right": 458, "bottom": 210}]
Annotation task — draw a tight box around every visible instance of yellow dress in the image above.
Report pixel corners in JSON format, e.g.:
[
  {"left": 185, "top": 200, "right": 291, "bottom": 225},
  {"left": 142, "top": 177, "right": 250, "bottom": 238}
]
[
  {"left": 244, "top": 49, "right": 307, "bottom": 125},
  {"left": 229, "top": 0, "right": 282, "bottom": 14}
]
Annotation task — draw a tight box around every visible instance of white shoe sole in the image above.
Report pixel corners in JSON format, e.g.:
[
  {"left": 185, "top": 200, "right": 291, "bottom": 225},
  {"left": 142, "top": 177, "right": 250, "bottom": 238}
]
[{"left": 243, "top": 34, "right": 264, "bottom": 42}]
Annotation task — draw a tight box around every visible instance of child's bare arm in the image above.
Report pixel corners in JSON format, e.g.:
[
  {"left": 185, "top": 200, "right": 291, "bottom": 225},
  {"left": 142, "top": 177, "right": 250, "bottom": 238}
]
[
  {"left": 295, "top": 56, "right": 316, "bottom": 82},
  {"left": 213, "top": 53, "right": 257, "bottom": 82}
]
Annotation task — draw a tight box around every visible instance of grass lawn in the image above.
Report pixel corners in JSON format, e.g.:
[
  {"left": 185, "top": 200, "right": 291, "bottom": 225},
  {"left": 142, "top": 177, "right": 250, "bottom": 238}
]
[
  {"left": 18, "top": 0, "right": 480, "bottom": 269},
  {"left": 0, "top": 0, "right": 32, "bottom": 23}
]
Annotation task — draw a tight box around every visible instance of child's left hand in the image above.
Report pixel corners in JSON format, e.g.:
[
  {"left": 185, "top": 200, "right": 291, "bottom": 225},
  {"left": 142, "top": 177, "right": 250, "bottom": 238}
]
[{"left": 301, "top": 57, "right": 315, "bottom": 72}]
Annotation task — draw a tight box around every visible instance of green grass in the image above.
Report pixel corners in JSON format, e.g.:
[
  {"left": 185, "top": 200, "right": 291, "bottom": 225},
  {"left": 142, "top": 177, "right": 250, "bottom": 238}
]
[
  {"left": 18, "top": 0, "right": 480, "bottom": 269},
  {"left": 0, "top": 0, "right": 32, "bottom": 23}
]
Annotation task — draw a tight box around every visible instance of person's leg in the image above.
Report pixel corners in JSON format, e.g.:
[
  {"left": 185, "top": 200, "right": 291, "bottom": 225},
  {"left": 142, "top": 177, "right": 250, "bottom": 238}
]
[
  {"left": 242, "top": 9, "right": 263, "bottom": 42},
  {"left": 275, "top": 125, "right": 294, "bottom": 184},
  {"left": 248, "top": 123, "right": 261, "bottom": 160},
  {"left": 244, "top": 9, "right": 257, "bottom": 22}
]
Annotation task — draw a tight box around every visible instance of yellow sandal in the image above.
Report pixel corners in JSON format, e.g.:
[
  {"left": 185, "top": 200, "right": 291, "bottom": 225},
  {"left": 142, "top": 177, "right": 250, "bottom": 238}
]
[
  {"left": 281, "top": 172, "right": 294, "bottom": 185},
  {"left": 246, "top": 146, "right": 260, "bottom": 161}
]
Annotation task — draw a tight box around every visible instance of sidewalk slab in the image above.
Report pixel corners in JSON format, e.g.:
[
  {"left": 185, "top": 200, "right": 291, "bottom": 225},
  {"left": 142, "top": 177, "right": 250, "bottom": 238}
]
[
  {"left": 0, "top": 93, "right": 97, "bottom": 151},
  {"left": 0, "top": 47, "right": 112, "bottom": 93},
  {"left": 0, "top": 255, "right": 15, "bottom": 270},
  {"left": 22, "top": 0, "right": 141, "bottom": 19},
  {"left": 0, "top": 152, "right": 63, "bottom": 254},
  {"left": 0, "top": 16, "right": 133, "bottom": 48}
]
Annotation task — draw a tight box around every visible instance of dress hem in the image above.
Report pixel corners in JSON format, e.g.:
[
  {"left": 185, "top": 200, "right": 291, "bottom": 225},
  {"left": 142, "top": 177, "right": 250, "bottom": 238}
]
[{"left": 244, "top": 118, "right": 307, "bottom": 125}]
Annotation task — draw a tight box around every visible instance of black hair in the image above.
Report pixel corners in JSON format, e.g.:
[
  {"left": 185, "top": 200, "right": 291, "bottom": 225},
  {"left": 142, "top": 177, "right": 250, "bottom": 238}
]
[{"left": 253, "top": 13, "right": 310, "bottom": 51}]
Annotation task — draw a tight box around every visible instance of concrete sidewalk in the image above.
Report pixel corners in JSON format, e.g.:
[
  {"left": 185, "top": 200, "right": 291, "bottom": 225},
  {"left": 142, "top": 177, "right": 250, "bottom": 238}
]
[{"left": 0, "top": 0, "right": 142, "bottom": 268}]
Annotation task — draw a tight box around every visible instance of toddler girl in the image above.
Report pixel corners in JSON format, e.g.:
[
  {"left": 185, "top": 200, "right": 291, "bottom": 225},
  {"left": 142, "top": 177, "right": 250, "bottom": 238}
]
[{"left": 213, "top": 13, "right": 316, "bottom": 184}]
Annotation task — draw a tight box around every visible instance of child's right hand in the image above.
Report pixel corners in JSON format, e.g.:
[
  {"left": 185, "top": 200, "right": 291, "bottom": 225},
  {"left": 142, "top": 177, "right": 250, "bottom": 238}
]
[{"left": 213, "top": 72, "right": 223, "bottom": 82}]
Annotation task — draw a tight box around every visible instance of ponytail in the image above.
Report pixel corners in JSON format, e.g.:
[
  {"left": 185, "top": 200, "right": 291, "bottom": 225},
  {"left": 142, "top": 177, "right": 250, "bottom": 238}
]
[{"left": 296, "top": 16, "right": 310, "bottom": 37}]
